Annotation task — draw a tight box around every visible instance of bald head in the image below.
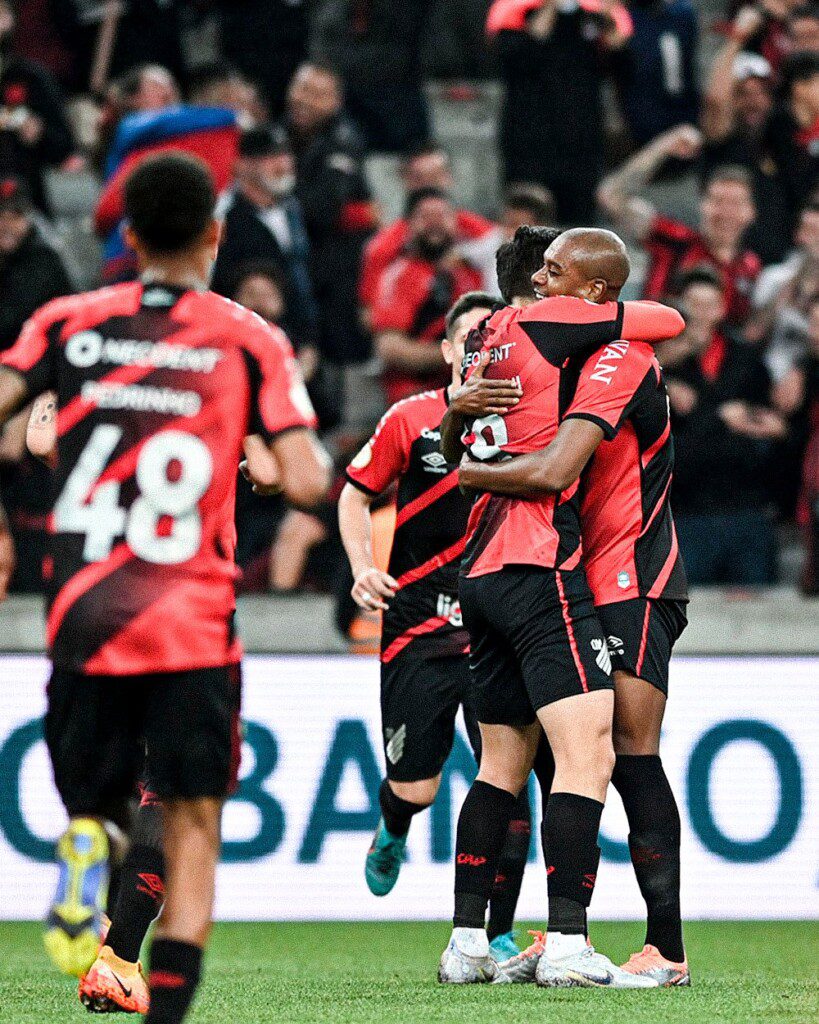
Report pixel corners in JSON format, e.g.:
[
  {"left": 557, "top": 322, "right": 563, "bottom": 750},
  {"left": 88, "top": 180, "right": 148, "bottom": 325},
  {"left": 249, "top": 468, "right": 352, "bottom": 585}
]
[{"left": 532, "top": 227, "right": 631, "bottom": 304}]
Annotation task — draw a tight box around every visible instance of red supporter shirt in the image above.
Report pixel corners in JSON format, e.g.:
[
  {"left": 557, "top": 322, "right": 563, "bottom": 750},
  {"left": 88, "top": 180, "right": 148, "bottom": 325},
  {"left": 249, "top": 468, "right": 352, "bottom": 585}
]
[
  {"left": 359, "top": 210, "right": 495, "bottom": 307},
  {"left": 371, "top": 256, "right": 483, "bottom": 406},
  {"left": 345, "top": 389, "right": 471, "bottom": 664},
  {"left": 460, "top": 296, "right": 684, "bottom": 578},
  {"left": 565, "top": 342, "right": 688, "bottom": 605},
  {"left": 643, "top": 214, "right": 760, "bottom": 325},
  {"left": 1, "top": 282, "right": 316, "bottom": 675}
]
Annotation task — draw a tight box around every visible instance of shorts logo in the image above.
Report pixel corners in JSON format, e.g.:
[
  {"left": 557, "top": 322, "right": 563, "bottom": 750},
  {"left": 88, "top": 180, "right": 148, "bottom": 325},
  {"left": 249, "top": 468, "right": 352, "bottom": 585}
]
[
  {"left": 617, "top": 571, "right": 631, "bottom": 590},
  {"left": 421, "top": 451, "right": 448, "bottom": 473},
  {"left": 385, "top": 724, "right": 406, "bottom": 765},
  {"left": 606, "top": 635, "right": 625, "bottom": 656},
  {"left": 436, "top": 594, "right": 463, "bottom": 627},
  {"left": 591, "top": 638, "right": 612, "bottom": 675}
]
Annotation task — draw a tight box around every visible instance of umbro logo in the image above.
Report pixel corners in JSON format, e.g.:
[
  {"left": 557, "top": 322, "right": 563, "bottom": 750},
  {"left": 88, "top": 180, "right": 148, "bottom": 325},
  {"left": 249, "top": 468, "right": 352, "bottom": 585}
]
[
  {"left": 385, "top": 724, "right": 406, "bottom": 764},
  {"left": 590, "top": 638, "right": 612, "bottom": 675},
  {"left": 606, "top": 635, "right": 624, "bottom": 655},
  {"left": 421, "top": 451, "right": 448, "bottom": 473}
]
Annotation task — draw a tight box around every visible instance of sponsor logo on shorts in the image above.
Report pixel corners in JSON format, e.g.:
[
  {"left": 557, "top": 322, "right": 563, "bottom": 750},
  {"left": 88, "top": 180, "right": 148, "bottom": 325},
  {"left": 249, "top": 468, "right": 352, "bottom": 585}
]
[
  {"left": 385, "top": 724, "right": 406, "bottom": 765},
  {"left": 590, "top": 638, "right": 612, "bottom": 675},
  {"left": 421, "top": 451, "right": 448, "bottom": 473},
  {"left": 436, "top": 594, "right": 463, "bottom": 627}
]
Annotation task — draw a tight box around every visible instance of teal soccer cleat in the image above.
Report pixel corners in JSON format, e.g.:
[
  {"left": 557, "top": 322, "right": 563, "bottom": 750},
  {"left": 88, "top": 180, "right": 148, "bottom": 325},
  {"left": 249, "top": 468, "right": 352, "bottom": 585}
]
[
  {"left": 489, "top": 931, "right": 520, "bottom": 962},
  {"left": 364, "top": 818, "right": 407, "bottom": 896}
]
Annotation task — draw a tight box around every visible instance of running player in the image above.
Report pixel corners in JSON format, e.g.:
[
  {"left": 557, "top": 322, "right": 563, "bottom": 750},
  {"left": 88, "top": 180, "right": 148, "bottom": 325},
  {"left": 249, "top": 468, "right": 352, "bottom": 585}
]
[
  {"left": 339, "top": 292, "right": 531, "bottom": 962},
  {"left": 437, "top": 230, "right": 684, "bottom": 987},
  {"left": 0, "top": 153, "right": 330, "bottom": 1024},
  {"left": 456, "top": 228, "right": 690, "bottom": 986}
]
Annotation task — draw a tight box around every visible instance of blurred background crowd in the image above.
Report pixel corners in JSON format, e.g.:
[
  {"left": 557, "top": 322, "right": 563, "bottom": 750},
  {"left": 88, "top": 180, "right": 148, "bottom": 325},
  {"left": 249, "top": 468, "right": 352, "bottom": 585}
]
[{"left": 0, "top": 0, "right": 817, "bottom": 626}]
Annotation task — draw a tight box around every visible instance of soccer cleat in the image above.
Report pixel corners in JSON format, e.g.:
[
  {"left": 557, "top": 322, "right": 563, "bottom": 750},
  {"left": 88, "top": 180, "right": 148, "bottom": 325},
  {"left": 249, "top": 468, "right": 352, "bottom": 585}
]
[
  {"left": 79, "top": 945, "right": 150, "bottom": 1014},
  {"left": 44, "top": 818, "right": 109, "bottom": 977},
  {"left": 364, "top": 818, "right": 407, "bottom": 896},
  {"left": 536, "top": 942, "right": 659, "bottom": 988},
  {"left": 438, "top": 937, "right": 499, "bottom": 984},
  {"left": 621, "top": 944, "right": 691, "bottom": 987},
  {"left": 489, "top": 930, "right": 520, "bottom": 963},
  {"left": 492, "top": 930, "right": 545, "bottom": 984}
]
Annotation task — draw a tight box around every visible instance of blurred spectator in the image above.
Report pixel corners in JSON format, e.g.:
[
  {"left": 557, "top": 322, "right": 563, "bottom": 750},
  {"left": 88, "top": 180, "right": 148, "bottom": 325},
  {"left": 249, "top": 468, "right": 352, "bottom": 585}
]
[
  {"left": 702, "top": 18, "right": 791, "bottom": 264},
  {"left": 12, "top": 0, "right": 77, "bottom": 90},
  {"left": 284, "top": 62, "right": 378, "bottom": 368},
  {"left": 214, "top": 0, "right": 309, "bottom": 120},
  {"left": 0, "top": 1, "right": 73, "bottom": 215},
  {"left": 187, "top": 63, "right": 267, "bottom": 130},
  {"left": 763, "top": 51, "right": 819, "bottom": 235},
  {"left": 723, "top": 0, "right": 803, "bottom": 74},
  {"left": 0, "top": 177, "right": 72, "bottom": 350},
  {"left": 360, "top": 143, "right": 501, "bottom": 315},
  {"left": 599, "top": 126, "right": 761, "bottom": 323},
  {"left": 371, "top": 188, "right": 483, "bottom": 405},
  {"left": 613, "top": 0, "right": 700, "bottom": 147},
  {"left": 487, "top": 0, "right": 633, "bottom": 223},
  {"left": 420, "top": 0, "right": 498, "bottom": 79},
  {"left": 788, "top": 2, "right": 819, "bottom": 50},
  {"left": 212, "top": 125, "right": 318, "bottom": 348},
  {"left": 95, "top": 67, "right": 239, "bottom": 280},
  {"left": 750, "top": 201, "right": 819, "bottom": 378},
  {"left": 312, "top": 0, "right": 431, "bottom": 152},
  {"left": 789, "top": 296, "right": 819, "bottom": 590},
  {"left": 500, "top": 182, "right": 557, "bottom": 238},
  {"left": 0, "top": 406, "right": 50, "bottom": 593},
  {"left": 666, "top": 267, "right": 786, "bottom": 585}
]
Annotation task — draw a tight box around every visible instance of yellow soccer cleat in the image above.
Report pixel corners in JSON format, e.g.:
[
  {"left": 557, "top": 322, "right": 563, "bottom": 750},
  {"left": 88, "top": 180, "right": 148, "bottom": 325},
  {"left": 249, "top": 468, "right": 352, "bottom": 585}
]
[
  {"left": 79, "top": 945, "right": 150, "bottom": 1014},
  {"left": 43, "top": 818, "right": 109, "bottom": 977}
]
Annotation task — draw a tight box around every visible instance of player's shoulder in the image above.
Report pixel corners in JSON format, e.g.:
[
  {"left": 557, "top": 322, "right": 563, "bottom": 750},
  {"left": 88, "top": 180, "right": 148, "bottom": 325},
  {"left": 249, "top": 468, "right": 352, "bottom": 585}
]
[
  {"left": 28, "top": 282, "right": 141, "bottom": 333},
  {"left": 521, "top": 295, "right": 620, "bottom": 325},
  {"left": 196, "top": 291, "right": 293, "bottom": 354},
  {"left": 374, "top": 389, "right": 445, "bottom": 437}
]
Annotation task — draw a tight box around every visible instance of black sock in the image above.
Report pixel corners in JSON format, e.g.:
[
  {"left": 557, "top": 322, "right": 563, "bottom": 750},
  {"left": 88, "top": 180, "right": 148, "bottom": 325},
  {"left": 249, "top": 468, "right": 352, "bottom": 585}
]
[
  {"left": 378, "top": 779, "right": 428, "bottom": 838},
  {"left": 611, "top": 754, "right": 684, "bottom": 962},
  {"left": 542, "top": 792, "right": 603, "bottom": 936},
  {"left": 487, "top": 788, "right": 531, "bottom": 941},
  {"left": 146, "top": 938, "right": 202, "bottom": 1024},
  {"left": 532, "top": 739, "right": 556, "bottom": 817},
  {"left": 105, "top": 844, "right": 165, "bottom": 962},
  {"left": 453, "top": 780, "right": 517, "bottom": 928}
]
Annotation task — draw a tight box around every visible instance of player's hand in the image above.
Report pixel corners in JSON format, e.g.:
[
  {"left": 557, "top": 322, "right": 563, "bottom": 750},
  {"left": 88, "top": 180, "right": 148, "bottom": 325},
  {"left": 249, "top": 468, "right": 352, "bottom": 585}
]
[
  {"left": 351, "top": 566, "right": 398, "bottom": 611},
  {"left": 0, "top": 511, "right": 15, "bottom": 603},
  {"left": 718, "top": 400, "right": 753, "bottom": 434},
  {"left": 240, "top": 435, "right": 282, "bottom": 495},
  {"left": 662, "top": 124, "right": 702, "bottom": 161},
  {"left": 732, "top": 5, "right": 765, "bottom": 43},
  {"left": 449, "top": 350, "right": 522, "bottom": 417},
  {"left": 666, "top": 379, "right": 698, "bottom": 417}
]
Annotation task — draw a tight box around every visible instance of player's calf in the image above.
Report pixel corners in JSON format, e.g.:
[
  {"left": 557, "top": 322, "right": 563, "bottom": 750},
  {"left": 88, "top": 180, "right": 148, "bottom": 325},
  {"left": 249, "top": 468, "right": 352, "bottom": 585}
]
[{"left": 365, "top": 779, "right": 433, "bottom": 896}]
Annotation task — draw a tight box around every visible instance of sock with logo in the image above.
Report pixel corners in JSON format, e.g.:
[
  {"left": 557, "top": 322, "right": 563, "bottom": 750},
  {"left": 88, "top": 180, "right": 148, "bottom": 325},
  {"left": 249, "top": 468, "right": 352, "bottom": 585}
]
[
  {"left": 487, "top": 788, "right": 531, "bottom": 941},
  {"left": 542, "top": 792, "right": 604, "bottom": 936},
  {"left": 105, "top": 844, "right": 165, "bottom": 963},
  {"left": 145, "top": 938, "right": 202, "bottom": 1024},
  {"left": 611, "top": 754, "right": 684, "bottom": 962},
  {"left": 378, "top": 779, "right": 428, "bottom": 838},
  {"left": 453, "top": 780, "right": 518, "bottom": 928}
]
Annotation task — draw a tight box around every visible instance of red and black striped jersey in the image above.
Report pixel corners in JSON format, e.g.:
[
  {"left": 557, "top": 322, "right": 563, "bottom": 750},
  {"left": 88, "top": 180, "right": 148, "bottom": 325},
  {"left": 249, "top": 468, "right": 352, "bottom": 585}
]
[
  {"left": 460, "top": 296, "right": 685, "bottom": 578},
  {"left": 565, "top": 342, "right": 689, "bottom": 606},
  {"left": 345, "top": 389, "right": 470, "bottom": 664},
  {"left": 1, "top": 282, "right": 316, "bottom": 675}
]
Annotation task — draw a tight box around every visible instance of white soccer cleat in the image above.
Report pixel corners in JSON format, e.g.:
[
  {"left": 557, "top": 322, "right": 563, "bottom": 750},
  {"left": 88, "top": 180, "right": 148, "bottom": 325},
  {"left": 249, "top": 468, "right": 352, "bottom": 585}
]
[
  {"left": 535, "top": 942, "right": 659, "bottom": 988},
  {"left": 438, "top": 932, "right": 499, "bottom": 984},
  {"left": 493, "top": 930, "right": 546, "bottom": 984}
]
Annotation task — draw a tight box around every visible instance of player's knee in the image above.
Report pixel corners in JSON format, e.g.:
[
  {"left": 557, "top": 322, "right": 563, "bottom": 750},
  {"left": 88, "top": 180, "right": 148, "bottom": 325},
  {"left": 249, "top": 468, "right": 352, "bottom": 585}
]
[
  {"left": 391, "top": 777, "right": 439, "bottom": 807},
  {"left": 556, "top": 733, "right": 615, "bottom": 786},
  {"left": 612, "top": 722, "right": 658, "bottom": 756}
]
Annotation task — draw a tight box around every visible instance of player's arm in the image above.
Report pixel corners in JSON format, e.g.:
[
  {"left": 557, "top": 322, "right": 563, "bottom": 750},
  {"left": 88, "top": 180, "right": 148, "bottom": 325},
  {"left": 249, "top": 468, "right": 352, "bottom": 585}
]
[
  {"left": 440, "top": 349, "right": 522, "bottom": 464},
  {"left": 26, "top": 390, "right": 57, "bottom": 467},
  {"left": 240, "top": 431, "right": 332, "bottom": 509},
  {"left": 459, "top": 417, "right": 605, "bottom": 496},
  {"left": 338, "top": 483, "right": 398, "bottom": 611}
]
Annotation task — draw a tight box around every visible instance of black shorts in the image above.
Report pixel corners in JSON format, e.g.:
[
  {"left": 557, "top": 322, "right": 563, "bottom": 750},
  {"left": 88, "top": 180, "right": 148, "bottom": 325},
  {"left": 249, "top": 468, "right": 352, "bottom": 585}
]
[
  {"left": 460, "top": 566, "right": 614, "bottom": 727},
  {"left": 596, "top": 598, "right": 688, "bottom": 695},
  {"left": 45, "top": 664, "right": 242, "bottom": 818},
  {"left": 381, "top": 651, "right": 481, "bottom": 782}
]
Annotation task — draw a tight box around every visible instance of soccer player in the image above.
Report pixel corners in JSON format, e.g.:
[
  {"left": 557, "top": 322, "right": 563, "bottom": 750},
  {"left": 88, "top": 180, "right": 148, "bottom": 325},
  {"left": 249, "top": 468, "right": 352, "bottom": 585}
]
[
  {"left": 338, "top": 292, "right": 531, "bottom": 961},
  {"left": 456, "top": 227, "right": 691, "bottom": 986},
  {"left": 437, "top": 229, "right": 684, "bottom": 987},
  {"left": 0, "top": 153, "right": 330, "bottom": 1024}
]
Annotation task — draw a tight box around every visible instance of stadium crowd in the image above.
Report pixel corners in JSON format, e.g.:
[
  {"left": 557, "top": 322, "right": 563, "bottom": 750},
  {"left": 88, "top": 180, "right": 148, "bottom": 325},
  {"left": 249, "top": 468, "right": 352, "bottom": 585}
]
[{"left": 0, "top": 0, "right": 817, "bottom": 604}]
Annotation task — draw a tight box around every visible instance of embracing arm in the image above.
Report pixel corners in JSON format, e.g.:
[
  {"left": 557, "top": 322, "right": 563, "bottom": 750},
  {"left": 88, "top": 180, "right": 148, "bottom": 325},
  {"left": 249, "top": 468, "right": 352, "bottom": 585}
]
[{"left": 458, "top": 418, "right": 605, "bottom": 496}]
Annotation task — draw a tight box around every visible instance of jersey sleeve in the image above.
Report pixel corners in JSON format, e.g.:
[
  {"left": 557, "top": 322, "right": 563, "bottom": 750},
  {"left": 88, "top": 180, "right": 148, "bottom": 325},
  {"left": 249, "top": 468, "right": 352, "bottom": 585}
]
[
  {"left": 563, "top": 340, "right": 655, "bottom": 440},
  {"left": 243, "top": 318, "right": 317, "bottom": 441},
  {"left": 0, "top": 303, "right": 61, "bottom": 396},
  {"left": 621, "top": 301, "right": 685, "bottom": 342},
  {"left": 345, "top": 402, "right": 414, "bottom": 496}
]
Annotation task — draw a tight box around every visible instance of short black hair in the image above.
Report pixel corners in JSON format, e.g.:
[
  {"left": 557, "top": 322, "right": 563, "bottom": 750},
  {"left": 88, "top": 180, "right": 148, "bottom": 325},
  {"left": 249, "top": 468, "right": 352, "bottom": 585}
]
[
  {"left": 404, "top": 186, "right": 451, "bottom": 219},
  {"left": 496, "top": 225, "right": 563, "bottom": 304},
  {"left": 445, "top": 291, "right": 498, "bottom": 339},
  {"left": 229, "top": 259, "right": 287, "bottom": 301},
  {"left": 124, "top": 153, "right": 216, "bottom": 254},
  {"left": 503, "top": 183, "right": 556, "bottom": 226},
  {"left": 676, "top": 263, "right": 724, "bottom": 293}
]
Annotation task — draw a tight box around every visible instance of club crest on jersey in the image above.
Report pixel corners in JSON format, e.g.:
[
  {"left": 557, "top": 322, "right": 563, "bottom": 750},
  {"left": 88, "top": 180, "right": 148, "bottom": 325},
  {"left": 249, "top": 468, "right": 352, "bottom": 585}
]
[
  {"left": 385, "top": 724, "right": 406, "bottom": 765},
  {"left": 436, "top": 594, "right": 463, "bottom": 627},
  {"left": 589, "top": 341, "right": 630, "bottom": 385},
  {"left": 422, "top": 451, "right": 448, "bottom": 473},
  {"left": 590, "top": 638, "right": 612, "bottom": 675},
  {"left": 350, "top": 442, "right": 373, "bottom": 469},
  {"left": 617, "top": 571, "right": 631, "bottom": 589}
]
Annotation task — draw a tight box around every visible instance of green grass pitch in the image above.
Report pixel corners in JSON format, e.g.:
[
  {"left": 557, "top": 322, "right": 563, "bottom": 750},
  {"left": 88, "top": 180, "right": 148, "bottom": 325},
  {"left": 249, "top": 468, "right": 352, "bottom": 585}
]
[{"left": 1, "top": 920, "right": 816, "bottom": 1023}]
